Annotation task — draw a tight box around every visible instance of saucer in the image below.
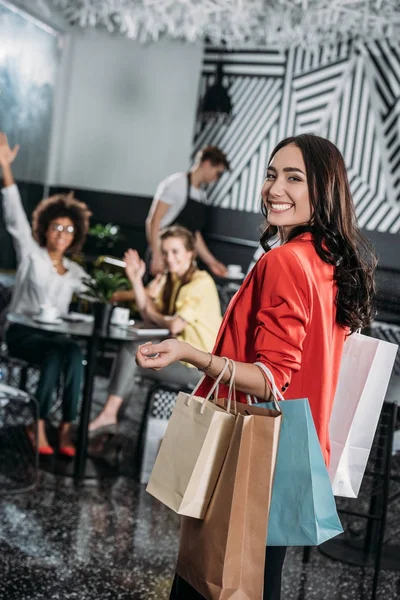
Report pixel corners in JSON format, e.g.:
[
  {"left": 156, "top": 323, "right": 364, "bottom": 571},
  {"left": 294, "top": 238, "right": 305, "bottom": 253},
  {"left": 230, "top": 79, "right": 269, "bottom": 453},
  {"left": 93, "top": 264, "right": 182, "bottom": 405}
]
[
  {"left": 226, "top": 272, "right": 245, "bottom": 281},
  {"left": 111, "top": 319, "right": 135, "bottom": 330},
  {"left": 34, "top": 316, "right": 63, "bottom": 325},
  {"left": 63, "top": 312, "right": 94, "bottom": 323}
]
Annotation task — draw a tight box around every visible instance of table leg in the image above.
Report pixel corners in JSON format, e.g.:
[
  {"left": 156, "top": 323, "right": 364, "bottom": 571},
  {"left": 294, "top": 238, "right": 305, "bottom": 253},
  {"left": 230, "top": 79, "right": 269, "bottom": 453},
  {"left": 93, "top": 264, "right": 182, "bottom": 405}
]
[{"left": 74, "top": 334, "right": 100, "bottom": 480}]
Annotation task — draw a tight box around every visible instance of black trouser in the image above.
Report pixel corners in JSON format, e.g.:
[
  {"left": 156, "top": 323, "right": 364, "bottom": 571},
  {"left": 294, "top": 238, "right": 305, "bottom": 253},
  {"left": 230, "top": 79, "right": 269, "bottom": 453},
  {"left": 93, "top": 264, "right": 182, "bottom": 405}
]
[
  {"left": 6, "top": 324, "right": 83, "bottom": 422},
  {"left": 169, "top": 546, "right": 287, "bottom": 600}
]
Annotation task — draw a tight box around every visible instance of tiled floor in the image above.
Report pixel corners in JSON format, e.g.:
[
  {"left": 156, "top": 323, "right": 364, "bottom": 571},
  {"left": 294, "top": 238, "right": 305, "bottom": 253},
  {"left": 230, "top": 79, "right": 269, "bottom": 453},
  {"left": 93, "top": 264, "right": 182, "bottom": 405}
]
[
  {"left": 0, "top": 375, "right": 400, "bottom": 599},
  {"left": 0, "top": 472, "right": 399, "bottom": 600}
]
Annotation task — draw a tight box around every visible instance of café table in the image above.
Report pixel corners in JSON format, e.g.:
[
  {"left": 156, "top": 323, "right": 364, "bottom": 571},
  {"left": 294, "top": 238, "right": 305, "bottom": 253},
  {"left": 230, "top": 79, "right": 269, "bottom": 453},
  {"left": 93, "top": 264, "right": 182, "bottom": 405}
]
[{"left": 6, "top": 312, "right": 168, "bottom": 481}]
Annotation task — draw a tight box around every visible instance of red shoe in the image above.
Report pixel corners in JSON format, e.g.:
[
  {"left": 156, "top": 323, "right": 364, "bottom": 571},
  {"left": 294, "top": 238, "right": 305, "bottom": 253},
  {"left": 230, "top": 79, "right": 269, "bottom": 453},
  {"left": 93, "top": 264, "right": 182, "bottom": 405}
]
[
  {"left": 25, "top": 427, "right": 54, "bottom": 456},
  {"left": 38, "top": 445, "right": 54, "bottom": 456},
  {"left": 58, "top": 446, "right": 76, "bottom": 458}
]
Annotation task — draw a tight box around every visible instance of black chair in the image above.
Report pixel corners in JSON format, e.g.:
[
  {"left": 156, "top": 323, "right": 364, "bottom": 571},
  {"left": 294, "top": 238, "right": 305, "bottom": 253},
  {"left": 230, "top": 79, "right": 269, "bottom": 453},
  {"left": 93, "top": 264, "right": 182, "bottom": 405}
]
[
  {"left": 308, "top": 320, "right": 400, "bottom": 600},
  {"left": 136, "top": 381, "right": 195, "bottom": 481},
  {"left": 317, "top": 400, "right": 399, "bottom": 600},
  {"left": 0, "top": 384, "right": 39, "bottom": 494}
]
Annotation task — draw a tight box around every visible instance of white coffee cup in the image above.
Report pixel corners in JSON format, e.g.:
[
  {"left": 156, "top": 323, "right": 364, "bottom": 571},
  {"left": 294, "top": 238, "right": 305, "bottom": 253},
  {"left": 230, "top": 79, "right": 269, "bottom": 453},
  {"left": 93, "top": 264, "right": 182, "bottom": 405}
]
[
  {"left": 111, "top": 306, "right": 130, "bottom": 327},
  {"left": 38, "top": 305, "right": 60, "bottom": 322},
  {"left": 227, "top": 264, "right": 242, "bottom": 276}
]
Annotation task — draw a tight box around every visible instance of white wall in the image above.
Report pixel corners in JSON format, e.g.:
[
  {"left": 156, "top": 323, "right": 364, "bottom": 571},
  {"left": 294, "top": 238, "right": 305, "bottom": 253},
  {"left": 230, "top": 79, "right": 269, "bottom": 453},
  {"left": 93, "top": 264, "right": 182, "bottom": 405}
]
[
  {"left": 49, "top": 30, "right": 203, "bottom": 196},
  {"left": 11, "top": 0, "right": 68, "bottom": 30}
]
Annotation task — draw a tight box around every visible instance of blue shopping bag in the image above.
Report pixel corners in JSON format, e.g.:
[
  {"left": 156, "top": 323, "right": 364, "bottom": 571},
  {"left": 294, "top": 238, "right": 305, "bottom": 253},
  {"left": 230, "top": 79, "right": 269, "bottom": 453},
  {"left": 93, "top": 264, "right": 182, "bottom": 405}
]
[{"left": 255, "top": 362, "right": 343, "bottom": 546}]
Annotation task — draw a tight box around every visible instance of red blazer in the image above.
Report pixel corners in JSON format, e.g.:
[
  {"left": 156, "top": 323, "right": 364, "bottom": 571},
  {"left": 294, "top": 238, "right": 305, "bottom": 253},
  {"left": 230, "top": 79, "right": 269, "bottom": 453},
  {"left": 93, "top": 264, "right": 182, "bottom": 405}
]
[{"left": 197, "top": 233, "right": 346, "bottom": 465}]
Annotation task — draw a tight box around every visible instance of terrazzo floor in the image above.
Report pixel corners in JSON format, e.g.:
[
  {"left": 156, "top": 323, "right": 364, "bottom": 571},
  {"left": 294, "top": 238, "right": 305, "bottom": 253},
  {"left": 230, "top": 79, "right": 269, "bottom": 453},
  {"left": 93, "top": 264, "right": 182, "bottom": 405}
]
[
  {"left": 1, "top": 374, "right": 400, "bottom": 599},
  {"left": 0, "top": 472, "right": 399, "bottom": 600}
]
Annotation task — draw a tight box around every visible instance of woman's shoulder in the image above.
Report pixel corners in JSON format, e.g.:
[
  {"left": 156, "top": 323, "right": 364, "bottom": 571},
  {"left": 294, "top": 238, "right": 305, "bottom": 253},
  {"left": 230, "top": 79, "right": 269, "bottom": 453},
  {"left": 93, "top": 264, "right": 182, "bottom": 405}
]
[
  {"left": 191, "top": 269, "right": 216, "bottom": 284},
  {"left": 255, "top": 237, "right": 317, "bottom": 285},
  {"left": 192, "top": 269, "right": 210, "bottom": 279},
  {"left": 263, "top": 233, "right": 314, "bottom": 263},
  {"left": 180, "top": 269, "right": 217, "bottom": 292},
  {"left": 64, "top": 258, "right": 87, "bottom": 278}
]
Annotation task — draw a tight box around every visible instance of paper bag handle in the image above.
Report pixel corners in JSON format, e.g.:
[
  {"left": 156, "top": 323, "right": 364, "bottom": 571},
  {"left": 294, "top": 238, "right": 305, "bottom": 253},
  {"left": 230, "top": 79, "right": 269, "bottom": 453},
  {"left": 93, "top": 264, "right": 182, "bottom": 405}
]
[
  {"left": 186, "top": 357, "right": 230, "bottom": 410},
  {"left": 250, "top": 362, "right": 284, "bottom": 411},
  {"left": 225, "top": 359, "right": 237, "bottom": 415},
  {"left": 204, "top": 357, "right": 237, "bottom": 415}
]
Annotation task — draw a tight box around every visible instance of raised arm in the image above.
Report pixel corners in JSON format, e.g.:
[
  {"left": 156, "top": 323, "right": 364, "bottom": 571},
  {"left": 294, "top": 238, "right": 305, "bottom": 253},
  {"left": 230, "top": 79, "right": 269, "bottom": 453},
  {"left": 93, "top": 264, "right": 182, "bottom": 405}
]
[
  {"left": 0, "top": 133, "right": 35, "bottom": 261},
  {"left": 145, "top": 199, "right": 170, "bottom": 276},
  {"left": 124, "top": 249, "right": 180, "bottom": 331},
  {"left": 0, "top": 132, "right": 19, "bottom": 188}
]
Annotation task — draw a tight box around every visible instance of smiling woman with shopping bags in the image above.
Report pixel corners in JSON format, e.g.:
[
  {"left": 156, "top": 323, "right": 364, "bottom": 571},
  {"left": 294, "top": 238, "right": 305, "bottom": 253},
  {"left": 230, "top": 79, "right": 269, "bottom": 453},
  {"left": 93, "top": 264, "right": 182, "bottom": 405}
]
[{"left": 136, "top": 134, "right": 377, "bottom": 600}]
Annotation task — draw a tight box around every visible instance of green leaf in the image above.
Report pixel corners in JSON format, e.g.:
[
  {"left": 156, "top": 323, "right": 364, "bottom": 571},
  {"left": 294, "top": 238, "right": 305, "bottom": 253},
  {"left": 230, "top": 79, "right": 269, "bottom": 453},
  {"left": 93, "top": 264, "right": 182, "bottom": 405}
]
[{"left": 83, "top": 269, "right": 130, "bottom": 302}]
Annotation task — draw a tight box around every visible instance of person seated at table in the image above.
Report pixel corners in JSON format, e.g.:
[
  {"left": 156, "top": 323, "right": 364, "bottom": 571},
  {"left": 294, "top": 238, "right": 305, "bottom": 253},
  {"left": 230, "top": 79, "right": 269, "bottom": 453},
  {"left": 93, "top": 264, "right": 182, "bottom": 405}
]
[
  {"left": 89, "top": 225, "right": 222, "bottom": 436},
  {"left": 0, "top": 132, "right": 91, "bottom": 457}
]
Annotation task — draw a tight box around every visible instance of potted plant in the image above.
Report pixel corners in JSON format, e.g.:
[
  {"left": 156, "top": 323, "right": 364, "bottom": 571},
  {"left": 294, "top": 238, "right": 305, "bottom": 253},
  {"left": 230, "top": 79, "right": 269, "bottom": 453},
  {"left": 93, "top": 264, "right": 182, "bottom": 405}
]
[
  {"left": 84, "top": 269, "right": 130, "bottom": 331},
  {"left": 88, "top": 223, "right": 123, "bottom": 252}
]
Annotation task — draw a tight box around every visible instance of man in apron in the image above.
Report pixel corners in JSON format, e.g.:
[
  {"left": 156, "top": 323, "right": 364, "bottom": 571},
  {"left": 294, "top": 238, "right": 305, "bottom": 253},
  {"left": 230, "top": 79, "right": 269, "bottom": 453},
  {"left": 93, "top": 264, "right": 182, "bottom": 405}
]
[{"left": 145, "top": 146, "right": 230, "bottom": 279}]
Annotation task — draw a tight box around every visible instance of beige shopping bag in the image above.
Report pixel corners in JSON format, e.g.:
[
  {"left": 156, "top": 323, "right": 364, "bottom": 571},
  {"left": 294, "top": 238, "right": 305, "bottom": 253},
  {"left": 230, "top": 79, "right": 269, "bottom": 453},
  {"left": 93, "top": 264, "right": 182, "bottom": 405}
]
[
  {"left": 146, "top": 357, "right": 236, "bottom": 519},
  {"left": 176, "top": 396, "right": 282, "bottom": 599}
]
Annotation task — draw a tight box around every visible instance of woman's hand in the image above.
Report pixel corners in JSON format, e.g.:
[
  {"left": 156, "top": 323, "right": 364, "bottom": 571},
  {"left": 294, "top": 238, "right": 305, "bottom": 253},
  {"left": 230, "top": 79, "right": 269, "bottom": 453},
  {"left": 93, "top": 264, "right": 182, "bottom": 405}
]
[
  {"left": 124, "top": 249, "right": 146, "bottom": 283},
  {"left": 146, "top": 273, "right": 164, "bottom": 300},
  {"left": 168, "top": 315, "right": 186, "bottom": 336},
  {"left": 111, "top": 289, "right": 135, "bottom": 303},
  {"left": 136, "top": 339, "right": 187, "bottom": 370},
  {"left": 209, "top": 259, "right": 228, "bottom": 278},
  {"left": 0, "top": 132, "right": 20, "bottom": 168},
  {"left": 150, "top": 252, "right": 165, "bottom": 276}
]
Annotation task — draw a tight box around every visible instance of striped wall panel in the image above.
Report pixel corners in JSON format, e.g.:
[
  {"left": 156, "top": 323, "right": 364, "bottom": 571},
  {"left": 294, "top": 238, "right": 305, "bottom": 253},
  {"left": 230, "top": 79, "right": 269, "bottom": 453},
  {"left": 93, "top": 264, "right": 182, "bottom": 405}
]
[
  {"left": 370, "top": 322, "right": 400, "bottom": 375},
  {"left": 194, "top": 41, "right": 400, "bottom": 234}
]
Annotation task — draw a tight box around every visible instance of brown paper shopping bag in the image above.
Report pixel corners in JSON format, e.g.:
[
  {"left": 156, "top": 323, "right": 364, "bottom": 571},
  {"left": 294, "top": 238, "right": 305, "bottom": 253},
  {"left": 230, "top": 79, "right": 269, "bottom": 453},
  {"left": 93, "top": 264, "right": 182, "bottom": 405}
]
[
  {"left": 176, "top": 397, "right": 282, "bottom": 599},
  {"left": 146, "top": 357, "right": 236, "bottom": 519}
]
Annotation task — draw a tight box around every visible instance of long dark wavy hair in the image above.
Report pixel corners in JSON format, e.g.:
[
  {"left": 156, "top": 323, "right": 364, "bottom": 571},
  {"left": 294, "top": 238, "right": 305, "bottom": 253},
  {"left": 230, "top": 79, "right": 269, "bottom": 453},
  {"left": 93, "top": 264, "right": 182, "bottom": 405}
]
[
  {"left": 160, "top": 226, "right": 197, "bottom": 316},
  {"left": 260, "top": 134, "right": 376, "bottom": 333}
]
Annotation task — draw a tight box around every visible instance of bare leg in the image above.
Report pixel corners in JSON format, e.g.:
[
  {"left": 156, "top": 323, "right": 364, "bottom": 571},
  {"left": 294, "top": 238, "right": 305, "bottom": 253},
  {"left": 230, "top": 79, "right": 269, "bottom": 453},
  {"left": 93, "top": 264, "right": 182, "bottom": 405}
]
[
  {"left": 34, "top": 419, "right": 51, "bottom": 448},
  {"left": 89, "top": 394, "right": 123, "bottom": 432},
  {"left": 89, "top": 342, "right": 139, "bottom": 433},
  {"left": 89, "top": 342, "right": 201, "bottom": 435},
  {"left": 58, "top": 422, "right": 75, "bottom": 449}
]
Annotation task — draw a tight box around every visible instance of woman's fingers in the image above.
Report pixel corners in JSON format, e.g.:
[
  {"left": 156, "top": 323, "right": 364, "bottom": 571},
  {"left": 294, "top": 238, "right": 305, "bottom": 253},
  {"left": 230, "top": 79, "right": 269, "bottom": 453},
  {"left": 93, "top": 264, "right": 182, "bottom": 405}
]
[
  {"left": 136, "top": 339, "right": 184, "bottom": 371},
  {"left": 138, "top": 341, "right": 167, "bottom": 355},
  {"left": 124, "top": 249, "right": 139, "bottom": 264},
  {"left": 137, "top": 354, "right": 165, "bottom": 369},
  {"left": 11, "top": 144, "right": 20, "bottom": 161},
  {"left": 136, "top": 344, "right": 167, "bottom": 369}
]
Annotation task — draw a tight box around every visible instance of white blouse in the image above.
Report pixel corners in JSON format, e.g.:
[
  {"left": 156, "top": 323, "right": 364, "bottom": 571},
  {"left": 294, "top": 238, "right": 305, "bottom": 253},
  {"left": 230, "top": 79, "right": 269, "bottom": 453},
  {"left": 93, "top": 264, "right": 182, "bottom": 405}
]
[{"left": 2, "top": 184, "right": 88, "bottom": 317}]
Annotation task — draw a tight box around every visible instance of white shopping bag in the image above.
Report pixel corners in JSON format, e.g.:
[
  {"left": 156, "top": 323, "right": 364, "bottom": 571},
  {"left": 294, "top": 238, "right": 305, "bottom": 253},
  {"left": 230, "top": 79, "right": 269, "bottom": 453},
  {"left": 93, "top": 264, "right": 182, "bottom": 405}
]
[{"left": 329, "top": 333, "right": 398, "bottom": 498}]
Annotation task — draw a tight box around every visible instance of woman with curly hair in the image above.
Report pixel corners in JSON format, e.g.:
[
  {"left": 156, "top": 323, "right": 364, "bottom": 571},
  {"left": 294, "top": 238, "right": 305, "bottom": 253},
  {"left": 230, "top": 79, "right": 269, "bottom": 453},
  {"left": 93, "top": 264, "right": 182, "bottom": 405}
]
[
  {"left": 136, "top": 134, "right": 377, "bottom": 600},
  {"left": 0, "top": 132, "right": 91, "bottom": 457}
]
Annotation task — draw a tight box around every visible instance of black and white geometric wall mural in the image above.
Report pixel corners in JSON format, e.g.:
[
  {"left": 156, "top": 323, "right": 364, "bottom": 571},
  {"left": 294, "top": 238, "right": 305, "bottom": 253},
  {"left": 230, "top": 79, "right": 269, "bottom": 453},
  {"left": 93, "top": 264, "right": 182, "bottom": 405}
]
[{"left": 193, "top": 41, "right": 400, "bottom": 235}]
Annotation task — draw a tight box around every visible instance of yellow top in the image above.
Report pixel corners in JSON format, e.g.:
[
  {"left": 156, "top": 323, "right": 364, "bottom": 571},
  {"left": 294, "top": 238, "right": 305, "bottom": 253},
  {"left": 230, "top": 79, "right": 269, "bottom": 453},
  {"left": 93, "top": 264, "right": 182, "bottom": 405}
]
[{"left": 154, "top": 270, "right": 222, "bottom": 366}]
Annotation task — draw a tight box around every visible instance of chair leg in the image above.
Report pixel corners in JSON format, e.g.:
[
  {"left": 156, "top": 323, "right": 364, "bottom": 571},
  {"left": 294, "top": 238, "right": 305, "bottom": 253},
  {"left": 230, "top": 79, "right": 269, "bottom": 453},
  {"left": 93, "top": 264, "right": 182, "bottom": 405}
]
[
  {"left": 19, "top": 365, "right": 28, "bottom": 392},
  {"left": 302, "top": 546, "right": 311, "bottom": 564},
  {"left": 135, "top": 383, "right": 157, "bottom": 475},
  {"left": 371, "top": 404, "right": 397, "bottom": 600}
]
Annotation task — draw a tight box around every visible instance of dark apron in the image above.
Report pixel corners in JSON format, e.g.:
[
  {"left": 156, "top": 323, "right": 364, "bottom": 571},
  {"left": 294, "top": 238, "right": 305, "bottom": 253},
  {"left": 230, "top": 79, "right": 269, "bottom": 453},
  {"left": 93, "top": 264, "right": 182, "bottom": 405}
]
[
  {"left": 172, "top": 173, "right": 207, "bottom": 234},
  {"left": 144, "top": 174, "right": 207, "bottom": 281}
]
